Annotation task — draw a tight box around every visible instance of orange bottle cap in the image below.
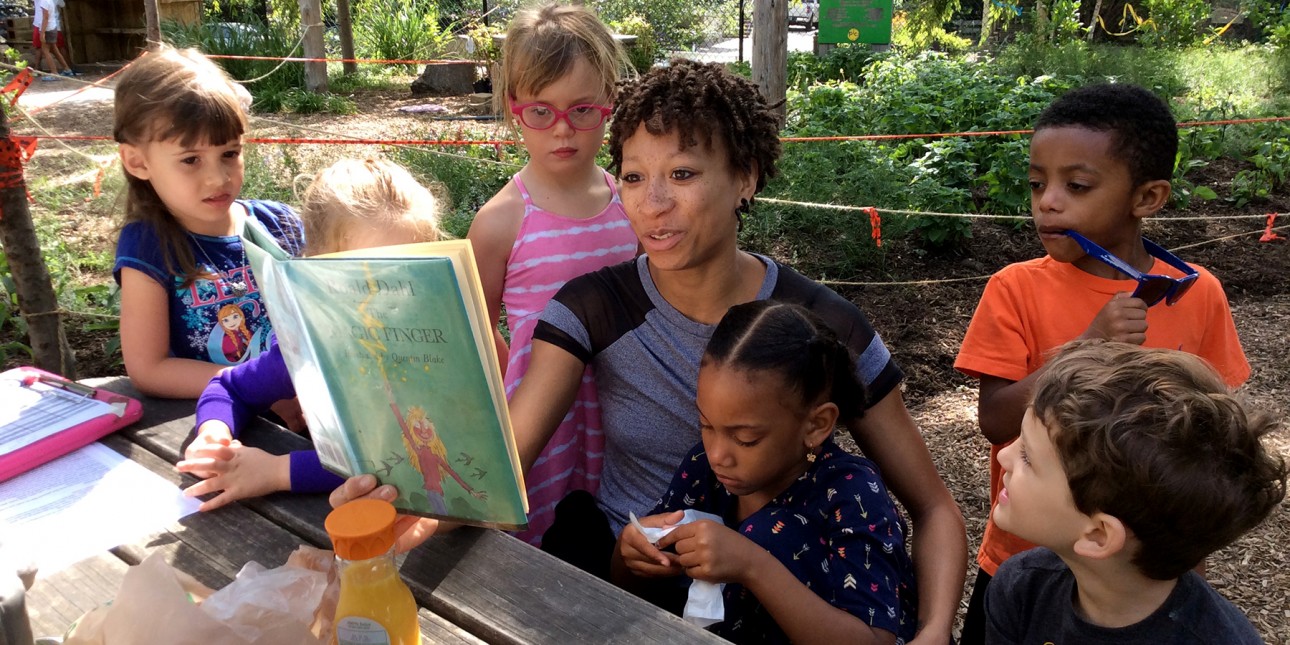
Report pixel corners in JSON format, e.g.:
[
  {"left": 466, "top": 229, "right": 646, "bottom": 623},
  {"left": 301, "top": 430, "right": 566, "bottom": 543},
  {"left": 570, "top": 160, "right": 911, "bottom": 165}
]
[{"left": 325, "top": 498, "right": 397, "bottom": 561}]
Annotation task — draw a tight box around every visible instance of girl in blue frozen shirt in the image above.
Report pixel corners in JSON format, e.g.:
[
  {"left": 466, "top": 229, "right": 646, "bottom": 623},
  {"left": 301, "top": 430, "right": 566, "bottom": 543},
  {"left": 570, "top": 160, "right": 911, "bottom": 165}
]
[{"left": 113, "top": 47, "right": 304, "bottom": 399}]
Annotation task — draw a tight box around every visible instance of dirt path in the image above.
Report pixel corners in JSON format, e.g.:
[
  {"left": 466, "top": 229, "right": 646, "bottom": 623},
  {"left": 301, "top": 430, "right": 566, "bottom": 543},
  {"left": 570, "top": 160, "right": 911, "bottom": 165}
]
[{"left": 9, "top": 76, "right": 1290, "bottom": 642}]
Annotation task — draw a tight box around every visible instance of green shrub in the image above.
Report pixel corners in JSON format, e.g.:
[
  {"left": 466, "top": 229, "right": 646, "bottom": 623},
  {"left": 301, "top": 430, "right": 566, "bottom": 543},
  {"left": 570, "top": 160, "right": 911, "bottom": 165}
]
[
  {"left": 1229, "top": 125, "right": 1290, "bottom": 206},
  {"left": 780, "top": 51, "right": 1072, "bottom": 249},
  {"left": 995, "top": 36, "right": 1186, "bottom": 97},
  {"left": 1137, "top": 0, "right": 1213, "bottom": 47},
  {"left": 892, "top": 13, "right": 973, "bottom": 53},
  {"left": 590, "top": 0, "right": 708, "bottom": 52},
  {"left": 353, "top": 0, "right": 457, "bottom": 72},
  {"left": 787, "top": 45, "right": 879, "bottom": 91},
  {"left": 275, "top": 89, "right": 357, "bottom": 114},
  {"left": 393, "top": 144, "right": 518, "bottom": 235},
  {"left": 163, "top": 17, "right": 308, "bottom": 104},
  {"left": 608, "top": 14, "right": 661, "bottom": 73}
]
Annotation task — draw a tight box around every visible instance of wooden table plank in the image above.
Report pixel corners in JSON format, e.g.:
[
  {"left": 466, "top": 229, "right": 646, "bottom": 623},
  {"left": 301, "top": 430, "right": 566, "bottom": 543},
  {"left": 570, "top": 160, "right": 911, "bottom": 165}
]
[
  {"left": 25, "top": 554, "right": 127, "bottom": 638},
  {"left": 419, "top": 609, "right": 486, "bottom": 645},
  {"left": 87, "top": 378, "right": 724, "bottom": 644},
  {"left": 404, "top": 529, "right": 725, "bottom": 644}
]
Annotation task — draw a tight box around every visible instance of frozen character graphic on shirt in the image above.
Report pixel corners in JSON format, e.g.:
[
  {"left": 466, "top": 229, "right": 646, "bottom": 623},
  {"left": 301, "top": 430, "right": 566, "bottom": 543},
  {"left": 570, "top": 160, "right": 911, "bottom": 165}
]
[
  {"left": 216, "top": 303, "right": 253, "bottom": 362},
  {"left": 385, "top": 380, "right": 486, "bottom": 514}
]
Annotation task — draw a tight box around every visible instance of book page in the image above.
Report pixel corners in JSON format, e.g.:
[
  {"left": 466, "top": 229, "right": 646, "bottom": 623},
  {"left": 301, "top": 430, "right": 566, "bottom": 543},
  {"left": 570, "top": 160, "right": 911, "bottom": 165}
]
[
  {"left": 0, "top": 377, "right": 117, "bottom": 454},
  {"left": 0, "top": 442, "right": 201, "bottom": 575}
]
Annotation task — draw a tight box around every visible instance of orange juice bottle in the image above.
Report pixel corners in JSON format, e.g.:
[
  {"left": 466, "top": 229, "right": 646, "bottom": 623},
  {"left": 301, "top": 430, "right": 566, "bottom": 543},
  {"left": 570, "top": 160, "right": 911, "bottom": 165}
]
[{"left": 325, "top": 499, "right": 420, "bottom": 645}]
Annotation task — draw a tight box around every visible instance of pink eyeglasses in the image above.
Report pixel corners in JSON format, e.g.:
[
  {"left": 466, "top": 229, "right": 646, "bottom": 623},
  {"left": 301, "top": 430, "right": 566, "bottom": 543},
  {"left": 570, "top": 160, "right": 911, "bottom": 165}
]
[{"left": 509, "top": 101, "right": 612, "bottom": 131}]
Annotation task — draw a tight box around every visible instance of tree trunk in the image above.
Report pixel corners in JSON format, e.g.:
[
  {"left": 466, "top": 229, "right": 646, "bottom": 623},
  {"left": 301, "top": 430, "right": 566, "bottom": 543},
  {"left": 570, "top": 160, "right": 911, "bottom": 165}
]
[
  {"left": 1036, "top": 0, "right": 1050, "bottom": 41},
  {"left": 979, "top": 0, "right": 995, "bottom": 46},
  {"left": 752, "top": 0, "right": 787, "bottom": 124},
  {"left": 0, "top": 108, "right": 76, "bottom": 377},
  {"left": 337, "top": 0, "right": 357, "bottom": 75},
  {"left": 143, "top": 0, "right": 160, "bottom": 49},
  {"left": 298, "top": 0, "right": 328, "bottom": 92},
  {"left": 1087, "top": 0, "right": 1103, "bottom": 40}
]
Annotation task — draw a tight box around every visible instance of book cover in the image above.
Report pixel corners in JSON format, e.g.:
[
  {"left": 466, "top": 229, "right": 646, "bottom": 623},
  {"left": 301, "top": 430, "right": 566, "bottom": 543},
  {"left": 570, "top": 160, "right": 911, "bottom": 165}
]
[{"left": 243, "top": 224, "right": 527, "bottom": 530}]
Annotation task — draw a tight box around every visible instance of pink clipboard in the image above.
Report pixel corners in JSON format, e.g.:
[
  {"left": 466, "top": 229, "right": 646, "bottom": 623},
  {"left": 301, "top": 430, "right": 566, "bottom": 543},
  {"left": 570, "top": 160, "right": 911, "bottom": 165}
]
[{"left": 0, "top": 366, "right": 143, "bottom": 482}]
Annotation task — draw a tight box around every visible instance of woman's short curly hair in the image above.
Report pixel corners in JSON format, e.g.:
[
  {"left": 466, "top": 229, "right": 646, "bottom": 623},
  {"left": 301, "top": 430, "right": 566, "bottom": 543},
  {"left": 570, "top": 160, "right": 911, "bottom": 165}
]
[{"left": 608, "top": 59, "right": 781, "bottom": 194}]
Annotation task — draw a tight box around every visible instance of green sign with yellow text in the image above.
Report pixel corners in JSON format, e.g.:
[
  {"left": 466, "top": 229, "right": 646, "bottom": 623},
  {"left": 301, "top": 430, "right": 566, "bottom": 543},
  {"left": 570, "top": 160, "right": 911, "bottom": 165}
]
[{"left": 819, "top": 0, "right": 893, "bottom": 44}]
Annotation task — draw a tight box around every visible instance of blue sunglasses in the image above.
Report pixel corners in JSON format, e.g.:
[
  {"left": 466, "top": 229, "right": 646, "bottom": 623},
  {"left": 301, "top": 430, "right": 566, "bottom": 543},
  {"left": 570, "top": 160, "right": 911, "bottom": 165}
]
[{"left": 1063, "top": 231, "right": 1198, "bottom": 307}]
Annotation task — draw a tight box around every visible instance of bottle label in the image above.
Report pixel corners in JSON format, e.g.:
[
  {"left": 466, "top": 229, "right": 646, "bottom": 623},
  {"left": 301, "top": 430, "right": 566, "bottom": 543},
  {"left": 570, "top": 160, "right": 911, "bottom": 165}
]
[{"left": 336, "top": 616, "right": 392, "bottom": 645}]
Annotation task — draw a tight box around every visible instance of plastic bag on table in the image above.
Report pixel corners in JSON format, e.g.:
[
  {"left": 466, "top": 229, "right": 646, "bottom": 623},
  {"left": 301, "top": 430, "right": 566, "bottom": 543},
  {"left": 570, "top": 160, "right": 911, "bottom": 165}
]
[{"left": 62, "top": 546, "right": 338, "bottom": 645}]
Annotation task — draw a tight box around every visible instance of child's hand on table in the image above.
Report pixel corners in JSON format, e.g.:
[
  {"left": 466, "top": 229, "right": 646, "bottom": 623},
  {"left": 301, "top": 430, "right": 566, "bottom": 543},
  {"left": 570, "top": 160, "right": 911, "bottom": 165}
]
[
  {"left": 177, "top": 440, "right": 291, "bottom": 511},
  {"left": 181, "top": 421, "right": 234, "bottom": 478},
  {"left": 658, "top": 519, "right": 766, "bottom": 586}
]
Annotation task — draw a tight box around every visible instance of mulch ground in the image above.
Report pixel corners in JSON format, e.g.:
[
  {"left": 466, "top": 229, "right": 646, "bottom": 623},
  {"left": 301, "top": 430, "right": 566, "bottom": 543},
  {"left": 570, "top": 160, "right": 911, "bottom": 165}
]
[{"left": 6, "top": 71, "right": 1290, "bottom": 643}]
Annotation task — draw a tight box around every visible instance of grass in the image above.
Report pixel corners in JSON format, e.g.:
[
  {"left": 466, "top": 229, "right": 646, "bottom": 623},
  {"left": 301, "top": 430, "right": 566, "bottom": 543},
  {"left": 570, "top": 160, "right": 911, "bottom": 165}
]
[
  {"left": 1174, "top": 44, "right": 1289, "bottom": 117},
  {"left": 328, "top": 66, "right": 416, "bottom": 93}
]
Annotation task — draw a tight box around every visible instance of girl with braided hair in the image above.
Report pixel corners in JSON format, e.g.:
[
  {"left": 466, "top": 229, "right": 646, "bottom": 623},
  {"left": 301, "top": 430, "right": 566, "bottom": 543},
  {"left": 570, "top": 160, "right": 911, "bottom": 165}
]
[{"left": 616, "top": 301, "right": 918, "bottom": 644}]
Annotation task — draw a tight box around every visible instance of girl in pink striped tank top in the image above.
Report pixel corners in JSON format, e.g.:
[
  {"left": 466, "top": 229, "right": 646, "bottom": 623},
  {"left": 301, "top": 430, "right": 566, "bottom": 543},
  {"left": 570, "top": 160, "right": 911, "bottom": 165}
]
[{"left": 467, "top": 3, "right": 637, "bottom": 545}]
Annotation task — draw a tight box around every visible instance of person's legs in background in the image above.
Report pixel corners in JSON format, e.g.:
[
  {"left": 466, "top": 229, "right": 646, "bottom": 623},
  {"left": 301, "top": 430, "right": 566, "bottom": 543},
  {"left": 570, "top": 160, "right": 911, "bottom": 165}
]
[
  {"left": 48, "top": 31, "right": 72, "bottom": 75},
  {"left": 53, "top": 30, "right": 75, "bottom": 75},
  {"left": 32, "top": 31, "right": 58, "bottom": 80}
]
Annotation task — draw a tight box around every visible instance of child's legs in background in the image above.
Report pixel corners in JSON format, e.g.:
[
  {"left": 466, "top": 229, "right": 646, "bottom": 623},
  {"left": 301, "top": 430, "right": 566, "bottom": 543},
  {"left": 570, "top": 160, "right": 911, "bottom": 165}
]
[
  {"left": 960, "top": 568, "right": 992, "bottom": 645},
  {"left": 36, "top": 37, "right": 56, "bottom": 74},
  {"left": 50, "top": 32, "right": 70, "bottom": 71}
]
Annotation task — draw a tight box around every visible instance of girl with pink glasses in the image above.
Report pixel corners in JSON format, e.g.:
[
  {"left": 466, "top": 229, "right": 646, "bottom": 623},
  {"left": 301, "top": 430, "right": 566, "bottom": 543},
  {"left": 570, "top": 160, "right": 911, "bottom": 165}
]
[{"left": 467, "top": 3, "right": 638, "bottom": 547}]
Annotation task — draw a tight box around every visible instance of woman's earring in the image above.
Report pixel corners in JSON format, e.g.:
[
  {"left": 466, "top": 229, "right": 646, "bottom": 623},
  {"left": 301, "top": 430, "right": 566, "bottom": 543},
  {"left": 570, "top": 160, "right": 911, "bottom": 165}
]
[{"left": 805, "top": 446, "right": 817, "bottom": 464}]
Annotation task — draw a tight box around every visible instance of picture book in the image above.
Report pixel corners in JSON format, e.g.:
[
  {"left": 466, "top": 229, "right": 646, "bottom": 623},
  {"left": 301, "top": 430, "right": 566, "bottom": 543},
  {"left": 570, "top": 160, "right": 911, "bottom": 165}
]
[{"left": 243, "top": 224, "right": 527, "bottom": 530}]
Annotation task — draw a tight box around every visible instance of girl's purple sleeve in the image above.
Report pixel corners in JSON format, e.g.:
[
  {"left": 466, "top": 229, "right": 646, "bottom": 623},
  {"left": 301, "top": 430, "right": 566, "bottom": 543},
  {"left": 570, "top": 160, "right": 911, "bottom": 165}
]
[
  {"left": 289, "top": 451, "right": 345, "bottom": 493},
  {"left": 194, "top": 338, "right": 297, "bottom": 438}
]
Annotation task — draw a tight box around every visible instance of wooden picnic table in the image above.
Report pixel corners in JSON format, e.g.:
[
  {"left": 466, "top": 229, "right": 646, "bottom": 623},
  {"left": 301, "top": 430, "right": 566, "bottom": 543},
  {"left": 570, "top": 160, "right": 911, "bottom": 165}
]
[{"left": 23, "top": 376, "right": 724, "bottom": 644}]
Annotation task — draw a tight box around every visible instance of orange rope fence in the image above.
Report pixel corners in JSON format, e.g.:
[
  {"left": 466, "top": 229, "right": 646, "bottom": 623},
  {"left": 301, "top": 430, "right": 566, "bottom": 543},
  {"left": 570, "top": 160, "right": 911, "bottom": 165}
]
[{"left": 205, "top": 54, "right": 471, "bottom": 65}]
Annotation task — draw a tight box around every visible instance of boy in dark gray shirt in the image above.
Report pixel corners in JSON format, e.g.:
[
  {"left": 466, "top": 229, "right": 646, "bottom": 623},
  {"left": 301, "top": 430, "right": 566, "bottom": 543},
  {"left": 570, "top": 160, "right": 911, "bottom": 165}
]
[{"left": 985, "top": 340, "right": 1286, "bottom": 644}]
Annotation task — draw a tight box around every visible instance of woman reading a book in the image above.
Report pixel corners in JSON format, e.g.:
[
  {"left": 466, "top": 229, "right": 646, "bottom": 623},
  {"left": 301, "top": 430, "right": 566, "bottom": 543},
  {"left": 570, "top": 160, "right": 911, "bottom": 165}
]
[{"left": 330, "top": 60, "right": 966, "bottom": 644}]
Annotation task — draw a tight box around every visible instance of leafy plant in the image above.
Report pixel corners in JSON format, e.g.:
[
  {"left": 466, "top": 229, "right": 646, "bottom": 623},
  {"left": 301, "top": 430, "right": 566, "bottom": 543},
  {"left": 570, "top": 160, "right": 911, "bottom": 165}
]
[
  {"left": 0, "top": 251, "right": 32, "bottom": 363},
  {"left": 394, "top": 143, "right": 518, "bottom": 236},
  {"left": 163, "top": 17, "right": 308, "bottom": 106},
  {"left": 590, "top": 0, "right": 712, "bottom": 52},
  {"left": 1230, "top": 136, "right": 1290, "bottom": 206},
  {"left": 353, "top": 0, "right": 458, "bottom": 72},
  {"left": 1136, "top": 0, "right": 1213, "bottom": 47},
  {"left": 275, "top": 88, "right": 357, "bottom": 114},
  {"left": 608, "top": 14, "right": 661, "bottom": 73}
]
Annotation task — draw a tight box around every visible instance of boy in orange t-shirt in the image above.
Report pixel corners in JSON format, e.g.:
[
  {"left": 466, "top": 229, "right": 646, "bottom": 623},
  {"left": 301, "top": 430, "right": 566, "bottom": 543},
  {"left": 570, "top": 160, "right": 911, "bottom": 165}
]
[{"left": 953, "top": 83, "right": 1249, "bottom": 645}]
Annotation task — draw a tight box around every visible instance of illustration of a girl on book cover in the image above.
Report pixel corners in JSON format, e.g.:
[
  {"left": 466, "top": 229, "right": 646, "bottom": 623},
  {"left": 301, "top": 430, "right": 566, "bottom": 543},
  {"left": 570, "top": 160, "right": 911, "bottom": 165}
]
[{"left": 386, "top": 382, "right": 486, "bottom": 514}]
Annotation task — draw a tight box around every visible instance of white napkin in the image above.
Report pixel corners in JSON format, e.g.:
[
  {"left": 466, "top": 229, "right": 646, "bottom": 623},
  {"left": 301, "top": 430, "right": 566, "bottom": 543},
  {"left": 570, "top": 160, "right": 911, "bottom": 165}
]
[{"left": 630, "top": 510, "right": 726, "bottom": 627}]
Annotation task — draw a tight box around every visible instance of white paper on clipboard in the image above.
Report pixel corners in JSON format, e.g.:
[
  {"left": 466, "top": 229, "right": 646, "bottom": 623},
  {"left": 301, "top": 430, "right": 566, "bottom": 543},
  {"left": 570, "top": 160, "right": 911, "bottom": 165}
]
[{"left": 0, "top": 377, "right": 117, "bottom": 455}]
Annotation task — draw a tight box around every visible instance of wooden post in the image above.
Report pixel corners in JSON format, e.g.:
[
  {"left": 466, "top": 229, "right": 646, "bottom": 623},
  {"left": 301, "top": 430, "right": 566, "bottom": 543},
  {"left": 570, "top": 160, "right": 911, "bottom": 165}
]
[
  {"left": 298, "top": 0, "right": 328, "bottom": 92},
  {"left": 752, "top": 0, "right": 787, "bottom": 122},
  {"left": 0, "top": 108, "right": 76, "bottom": 378},
  {"left": 143, "top": 0, "right": 161, "bottom": 49},
  {"left": 337, "top": 0, "right": 357, "bottom": 75}
]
